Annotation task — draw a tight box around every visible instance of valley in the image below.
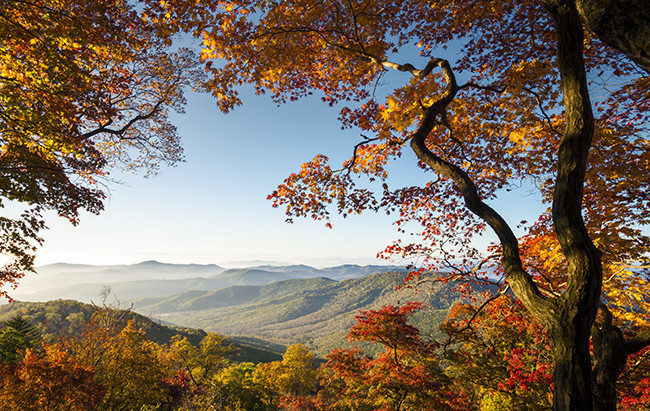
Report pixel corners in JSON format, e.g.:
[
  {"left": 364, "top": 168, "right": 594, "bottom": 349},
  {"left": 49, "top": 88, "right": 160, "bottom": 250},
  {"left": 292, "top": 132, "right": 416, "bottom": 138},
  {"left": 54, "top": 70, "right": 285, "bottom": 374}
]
[{"left": 2, "top": 261, "right": 495, "bottom": 356}]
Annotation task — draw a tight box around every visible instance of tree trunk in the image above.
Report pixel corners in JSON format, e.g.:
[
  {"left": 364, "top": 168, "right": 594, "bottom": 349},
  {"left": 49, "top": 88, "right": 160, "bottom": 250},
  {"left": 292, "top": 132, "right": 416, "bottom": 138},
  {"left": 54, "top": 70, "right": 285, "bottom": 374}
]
[
  {"left": 592, "top": 305, "right": 650, "bottom": 411},
  {"left": 591, "top": 308, "right": 627, "bottom": 411},
  {"left": 576, "top": 0, "right": 650, "bottom": 73},
  {"left": 537, "top": 0, "right": 603, "bottom": 407},
  {"left": 550, "top": 305, "right": 597, "bottom": 410}
]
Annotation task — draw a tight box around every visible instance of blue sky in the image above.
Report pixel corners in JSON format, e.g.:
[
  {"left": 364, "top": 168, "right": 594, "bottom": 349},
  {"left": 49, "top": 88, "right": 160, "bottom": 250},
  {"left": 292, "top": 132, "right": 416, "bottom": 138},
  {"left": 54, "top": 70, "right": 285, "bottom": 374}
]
[
  {"left": 33, "top": 62, "right": 546, "bottom": 268},
  {"left": 35, "top": 89, "right": 407, "bottom": 267}
]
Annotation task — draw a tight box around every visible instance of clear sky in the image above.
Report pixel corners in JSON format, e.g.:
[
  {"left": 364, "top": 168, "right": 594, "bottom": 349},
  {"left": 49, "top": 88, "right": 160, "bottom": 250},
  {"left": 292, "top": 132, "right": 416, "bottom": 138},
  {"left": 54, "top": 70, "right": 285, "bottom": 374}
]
[{"left": 33, "top": 63, "right": 545, "bottom": 268}]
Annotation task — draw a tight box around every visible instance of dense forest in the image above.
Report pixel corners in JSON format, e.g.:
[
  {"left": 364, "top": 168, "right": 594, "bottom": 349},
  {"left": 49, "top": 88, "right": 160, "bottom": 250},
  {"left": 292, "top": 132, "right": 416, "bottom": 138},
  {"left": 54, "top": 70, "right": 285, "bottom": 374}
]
[{"left": 0, "top": 296, "right": 647, "bottom": 410}]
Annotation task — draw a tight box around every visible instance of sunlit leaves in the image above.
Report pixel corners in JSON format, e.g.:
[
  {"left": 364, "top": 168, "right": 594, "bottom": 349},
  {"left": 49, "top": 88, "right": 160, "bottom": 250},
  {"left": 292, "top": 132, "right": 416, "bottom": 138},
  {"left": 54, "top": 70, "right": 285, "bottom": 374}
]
[
  {"left": 253, "top": 343, "right": 318, "bottom": 407},
  {"left": 64, "top": 320, "right": 171, "bottom": 410},
  {"left": 268, "top": 154, "right": 380, "bottom": 224},
  {"left": 1, "top": 0, "right": 202, "bottom": 288},
  {"left": 0, "top": 343, "right": 104, "bottom": 410},
  {"left": 322, "top": 302, "right": 470, "bottom": 410},
  {"left": 441, "top": 296, "right": 553, "bottom": 409}
]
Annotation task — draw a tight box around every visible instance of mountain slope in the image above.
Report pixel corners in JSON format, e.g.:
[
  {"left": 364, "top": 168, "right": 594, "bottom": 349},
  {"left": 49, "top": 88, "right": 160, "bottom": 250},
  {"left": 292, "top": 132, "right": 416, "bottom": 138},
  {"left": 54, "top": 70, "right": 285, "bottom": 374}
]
[
  {"left": 135, "top": 271, "right": 495, "bottom": 357},
  {"left": 0, "top": 300, "right": 283, "bottom": 363},
  {"left": 7, "top": 262, "right": 406, "bottom": 303}
]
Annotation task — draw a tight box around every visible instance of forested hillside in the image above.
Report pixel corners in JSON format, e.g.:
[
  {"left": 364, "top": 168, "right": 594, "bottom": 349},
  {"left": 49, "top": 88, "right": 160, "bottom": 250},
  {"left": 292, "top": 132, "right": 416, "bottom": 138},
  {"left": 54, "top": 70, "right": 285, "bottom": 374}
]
[
  {"left": 135, "top": 271, "right": 494, "bottom": 356},
  {"left": 7, "top": 262, "right": 405, "bottom": 303},
  {"left": 0, "top": 300, "right": 282, "bottom": 363}
]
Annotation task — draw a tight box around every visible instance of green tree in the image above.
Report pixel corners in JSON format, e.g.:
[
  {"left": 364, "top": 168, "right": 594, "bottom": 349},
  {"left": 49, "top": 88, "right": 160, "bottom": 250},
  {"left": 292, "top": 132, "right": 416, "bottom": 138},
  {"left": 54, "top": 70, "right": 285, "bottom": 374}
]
[
  {"left": 0, "top": 315, "right": 40, "bottom": 364},
  {"left": 4, "top": 316, "right": 39, "bottom": 346},
  {"left": 214, "top": 363, "right": 266, "bottom": 411},
  {"left": 171, "top": 332, "right": 236, "bottom": 387}
]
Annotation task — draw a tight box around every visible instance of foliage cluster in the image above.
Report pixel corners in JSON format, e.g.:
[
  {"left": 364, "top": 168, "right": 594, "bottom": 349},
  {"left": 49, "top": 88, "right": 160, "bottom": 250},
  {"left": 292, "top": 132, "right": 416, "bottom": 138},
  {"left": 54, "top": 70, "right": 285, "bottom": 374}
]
[{"left": 1, "top": 298, "right": 647, "bottom": 410}]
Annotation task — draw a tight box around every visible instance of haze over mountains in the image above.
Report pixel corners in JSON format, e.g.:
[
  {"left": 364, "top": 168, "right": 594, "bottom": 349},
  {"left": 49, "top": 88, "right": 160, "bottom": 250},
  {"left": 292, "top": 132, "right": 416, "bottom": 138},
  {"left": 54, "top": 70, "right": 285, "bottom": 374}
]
[
  {"left": 1, "top": 260, "right": 496, "bottom": 357},
  {"left": 5, "top": 261, "right": 407, "bottom": 303},
  {"left": 133, "top": 271, "right": 494, "bottom": 356}
]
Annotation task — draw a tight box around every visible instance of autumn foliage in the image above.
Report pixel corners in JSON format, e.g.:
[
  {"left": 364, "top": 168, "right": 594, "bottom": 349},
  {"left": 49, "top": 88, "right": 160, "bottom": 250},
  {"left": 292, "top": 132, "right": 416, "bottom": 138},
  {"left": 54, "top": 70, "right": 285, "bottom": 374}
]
[
  {"left": 0, "top": 299, "right": 648, "bottom": 410},
  {"left": 2, "top": 0, "right": 649, "bottom": 409},
  {"left": 321, "top": 302, "right": 470, "bottom": 410},
  {"left": 0, "top": 0, "right": 202, "bottom": 295},
  {"left": 153, "top": 0, "right": 650, "bottom": 408},
  {"left": 441, "top": 296, "right": 554, "bottom": 409}
]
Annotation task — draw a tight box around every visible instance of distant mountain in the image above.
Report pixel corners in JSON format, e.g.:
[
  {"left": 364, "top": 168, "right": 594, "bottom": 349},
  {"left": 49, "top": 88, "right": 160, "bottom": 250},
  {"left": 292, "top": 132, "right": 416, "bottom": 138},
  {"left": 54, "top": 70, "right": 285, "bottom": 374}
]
[
  {"left": 214, "top": 264, "right": 403, "bottom": 281},
  {"left": 6, "top": 262, "right": 406, "bottom": 303},
  {"left": 11, "top": 261, "right": 225, "bottom": 296},
  {"left": 215, "top": 268, "right": 296, "bottom": 285},
  {"left": 2, "top": 265, "right": 497, "bottom": 358},
  {"left": 0, "top": 299, "right": 282, "bottom": 363},
  {"left": 134, "top": 271, "right": 496, "bottom": 357}
]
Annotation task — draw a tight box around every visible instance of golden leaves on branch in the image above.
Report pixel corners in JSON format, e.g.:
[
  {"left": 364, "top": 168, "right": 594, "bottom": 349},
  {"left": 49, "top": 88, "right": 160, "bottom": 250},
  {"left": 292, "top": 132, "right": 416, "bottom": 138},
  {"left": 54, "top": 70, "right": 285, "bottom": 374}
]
[{"left": 0, "top": 0, "right": 203, "bottom": 287}]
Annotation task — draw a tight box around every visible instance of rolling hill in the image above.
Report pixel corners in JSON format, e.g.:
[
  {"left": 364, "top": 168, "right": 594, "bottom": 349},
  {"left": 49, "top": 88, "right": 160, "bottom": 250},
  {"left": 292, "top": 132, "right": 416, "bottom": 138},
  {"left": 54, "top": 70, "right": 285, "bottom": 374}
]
[
  {"left": 3, "top": 262, "right": 495, "bottom": 358},
  {"left": 0, "top": 299, "right": 283, "bottom": 363},
  {"left": 134, "top": 271, "right": 496, "bottom": 357},
  {"left": 6, "top": 261, "right": 406, "bottom": 303}
]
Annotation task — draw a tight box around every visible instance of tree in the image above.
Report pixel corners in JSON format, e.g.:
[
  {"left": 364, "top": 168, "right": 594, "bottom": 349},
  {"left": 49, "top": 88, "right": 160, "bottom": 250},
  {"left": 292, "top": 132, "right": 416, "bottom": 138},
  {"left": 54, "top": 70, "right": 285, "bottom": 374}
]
[
  {"left": 3, "top": 316, "right": 40, "bottom": 346},
  {"left": 163, "top": 1, "right": 649, "bottom": 409},
  {"left": 168, "top": 332, "right": 243, "bottom": 408},
  {"left": 64, "top": 319, "right": 171, "bottom": 410},
  {"left": 253, "top": 343, "right": 319, "bottom": 409},
  {"left": 0, "top": 315, "right": 40, "bottom": 364},
  {"left": 0, "top": 343, "right": 104, "bottom": 410},
  {"left": 215, "top": 363, "right": 266, "bottom": 410},
  {"left": 323, "top": 303, "right": 467, "bottom": 410},
  {"left": 0, "top": 0, "right": 202, "bottom": 295},
  {"left": 441, "top": 296, "right": 553, "bottom": 409},
  {"left": 171, "top": 332, "right": 235, "bottom": 387}
]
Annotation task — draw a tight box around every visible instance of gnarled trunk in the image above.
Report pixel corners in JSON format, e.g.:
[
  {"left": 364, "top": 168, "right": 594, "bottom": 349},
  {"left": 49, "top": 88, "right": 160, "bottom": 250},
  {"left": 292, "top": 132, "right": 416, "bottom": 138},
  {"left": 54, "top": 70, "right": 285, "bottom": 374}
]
[
  {"left": 576, "top": 0, "right": 650, "bottom": 73},
  {"left": 591, "top": 307, "right": 627, "bottom": 411},
  {"left": 541, "top": 0, "right": 602, "bottom": 408},
  {"left": 592, "top": 305, "right": 650, "bottom": 411}
]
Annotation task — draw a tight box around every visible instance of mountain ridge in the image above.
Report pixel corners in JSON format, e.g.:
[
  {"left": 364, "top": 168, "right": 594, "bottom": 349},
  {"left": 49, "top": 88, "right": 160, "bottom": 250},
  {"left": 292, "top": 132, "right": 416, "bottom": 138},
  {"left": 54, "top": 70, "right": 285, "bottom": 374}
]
[
  {"left": 134, "top": 271, "right": 496, "bottom": 357},
  {"left": 6, "top": 261, "right": 406, "bottom": 303}
]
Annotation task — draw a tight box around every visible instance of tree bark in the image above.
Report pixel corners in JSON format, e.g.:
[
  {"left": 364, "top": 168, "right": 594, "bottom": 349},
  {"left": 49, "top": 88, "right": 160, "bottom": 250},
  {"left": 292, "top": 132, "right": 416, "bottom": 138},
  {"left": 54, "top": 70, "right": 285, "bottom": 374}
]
[
  {"left": 576, "top": 0, "right": 650, "bottom": 73},
  {"left": 535, "top": 0, "right": 601, "bottom": 408},
  {"left": 592, "top": 305, "right": 650, "bottom": 411},
  {"left": 549, "top": 301, "right": 599, "bottom": 410},
  {"left": 591, "top": 306, "right": 627, "bottom": 411}
]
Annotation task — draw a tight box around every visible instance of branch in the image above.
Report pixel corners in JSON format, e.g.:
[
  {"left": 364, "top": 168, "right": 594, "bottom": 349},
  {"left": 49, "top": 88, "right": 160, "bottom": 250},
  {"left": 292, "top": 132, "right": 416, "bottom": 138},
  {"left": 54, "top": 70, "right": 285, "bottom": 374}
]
[
  {"left": 523, "top": 87, "right": 562, "bottom": 136},
  {"left": 338, "top": 134, "right": 382, "bottom": 174},
  {"left": 458, "top": 82, "right": 506, "bottom": 93},
  {"left": 365, "top": 56, "right": 446, "bottom": 79},
  {"left": 403, "top": 58, "right": 551, "bottom": 319},
  {"left": 81, "top": 100, "right": 164, "bottom": 140},
  {"left": 458, "top": 285, "right": 511, "bottom": 334},
  {"left": 442, "top": 285, "right": 511, "bottom": 352}
]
